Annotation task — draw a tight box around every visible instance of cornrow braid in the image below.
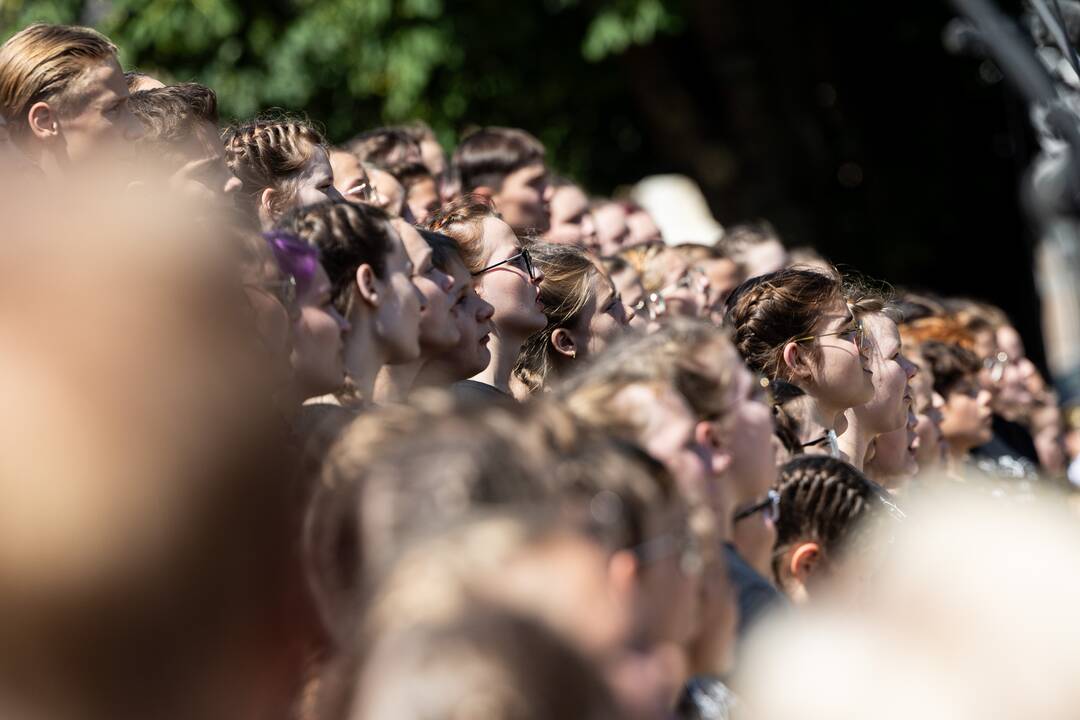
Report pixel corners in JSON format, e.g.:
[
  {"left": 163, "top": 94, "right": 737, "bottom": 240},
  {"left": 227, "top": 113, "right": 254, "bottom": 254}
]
[
  {"left": 724, "top": 267, "right": 843, "bottom": 380},
  {"left": 222, "top": 118, "right": 326, "bottom": 220},
  {"left": 275, "top": 199, "right": 395, "bottom": 317},
  {"left": 772, "top": 455, "right": 895, "bottom": 581}
]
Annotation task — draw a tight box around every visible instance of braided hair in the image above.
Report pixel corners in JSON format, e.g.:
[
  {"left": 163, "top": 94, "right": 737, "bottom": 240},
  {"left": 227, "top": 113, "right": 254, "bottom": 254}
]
[
  {"left": 724, "top": 267, "right": 843, "bottom": 380},
  {"left": 275, "top": 200, "right": 396, "bottom": 318},
  {"left": 222, "top": 117, "right": 326, "bottom": 221},
  {"left": 772, "top": 455, "right": 895, "bottom": 582}
]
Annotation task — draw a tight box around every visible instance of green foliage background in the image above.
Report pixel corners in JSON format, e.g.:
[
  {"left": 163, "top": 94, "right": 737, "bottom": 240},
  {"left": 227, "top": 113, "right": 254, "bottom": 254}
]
[{"left": 0, "top": 0, "right": 686, "bottom": 191}]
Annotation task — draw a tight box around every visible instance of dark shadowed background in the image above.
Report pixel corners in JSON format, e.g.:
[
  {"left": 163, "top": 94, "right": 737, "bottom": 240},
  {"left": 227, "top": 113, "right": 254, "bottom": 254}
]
[{"left": 2, "top": 0, "right": 1043, "bottom": 363}]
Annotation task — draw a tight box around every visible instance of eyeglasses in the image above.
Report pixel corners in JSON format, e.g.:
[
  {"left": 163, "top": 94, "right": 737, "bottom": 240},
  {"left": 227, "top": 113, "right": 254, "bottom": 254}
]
[
  {"left": 344, "top": 180, "right": 380, "bottom": 205},
  {"left": 245, "top": 275, "right": 297, "bottom": 308},
  {"left": 793, "top": 318, "right": 865, "bottom": 350},
  {"left": 472, "top": 247, "right": 536, "bottom": 280},
  {"left": 630, "top": 527, "right": 704, "bottom": 577},
  {"left": 733, "top": 489, "right": 780, "bottom": 524},
  {"left": 633, "top": 292, "right": 666, "bottom": 321},
  {"left": 983, "top": 350, "right": 1010, "bottom": 382}
]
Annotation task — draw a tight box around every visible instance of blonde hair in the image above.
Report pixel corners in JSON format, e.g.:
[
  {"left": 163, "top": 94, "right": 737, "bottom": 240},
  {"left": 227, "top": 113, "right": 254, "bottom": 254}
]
[
  {"left": 0, "top": 23, "right": 117, "bottom": 134},
  {"left": 514, "top": 243, "right": 603, "bottom": 393}
]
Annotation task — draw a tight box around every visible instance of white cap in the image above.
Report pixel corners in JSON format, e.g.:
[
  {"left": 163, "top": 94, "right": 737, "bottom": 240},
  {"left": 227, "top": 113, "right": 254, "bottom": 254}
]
[{"left": 630, "top": 174, "right": 724, "bottom": 246}]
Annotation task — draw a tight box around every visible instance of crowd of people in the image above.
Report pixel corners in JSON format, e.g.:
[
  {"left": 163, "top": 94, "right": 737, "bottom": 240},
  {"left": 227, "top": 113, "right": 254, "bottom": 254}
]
[{"left": 3, "top": 21, "right": 1080, "bottom": 720}]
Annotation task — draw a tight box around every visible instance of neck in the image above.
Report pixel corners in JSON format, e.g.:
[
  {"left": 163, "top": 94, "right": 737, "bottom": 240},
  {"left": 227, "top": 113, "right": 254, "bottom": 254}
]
[
  {"left": 469, "top": 328, "right": 523, "bottom": 394},
  {"left": 806, "top": 395, "right": 844, "bottom": 435},
  {"left": 343, "top": 310, "right": 387, "bottom": 406},
  {"left": 373, "top": 359, "right": 422, "bottom": 404},
  {"left": 837, "top": 408, "right": 876, "bottom": 471}
]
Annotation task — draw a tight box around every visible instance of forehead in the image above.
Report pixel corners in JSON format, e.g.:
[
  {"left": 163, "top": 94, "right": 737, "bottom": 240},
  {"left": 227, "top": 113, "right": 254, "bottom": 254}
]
[
  {"left": 505, "top": 161, "right": 546, "bottom": 185},
  {"left": 392, "top": 220, "right": 429, "bottom": 261},
  {"left": 329, "top": 150, "right": 364, "bottom": 180},
  {"left": 552, "top": 185, "right": 587, "bottom": 211},
  {"left": 480, "top": 216, "right": 518, "bottom": 251},
  {"left": 865, "top": 312, "right": 900, "bottom": 347},
  {"left": 66, "top": 56, "right": 127, "bottom": 107}
]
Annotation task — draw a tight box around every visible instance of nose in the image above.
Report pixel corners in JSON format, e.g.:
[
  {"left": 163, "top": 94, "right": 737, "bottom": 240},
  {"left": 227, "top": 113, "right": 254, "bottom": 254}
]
[
  {"left": 531, "top": 268, "right": 545, "bottom": 286},
  {"left": 440, "top": 270, "right": 455, "bottom": 292},
  {"left": 477, "top": 297, "right": 495, "bottom": 323},
  {"left": 623, "top": 301, "right": 636, "bottom": 325},
  {"left": 900, "top": 353, "right": 918, "bottom": 380},
  {"left": 977, "top": 389, "right": 993, "bottom": 408}
]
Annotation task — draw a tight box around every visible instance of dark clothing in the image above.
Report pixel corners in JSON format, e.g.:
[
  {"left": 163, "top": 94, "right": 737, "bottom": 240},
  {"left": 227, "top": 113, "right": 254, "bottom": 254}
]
[
  {"left": 972, "top": 415, "right": 1040, "bottom": 479},
  {"left": 723, "top": 543, "right": 786, "bottom": 638},
  {"left": 452, "top": 380, "right": 513, "bottom": 404}
]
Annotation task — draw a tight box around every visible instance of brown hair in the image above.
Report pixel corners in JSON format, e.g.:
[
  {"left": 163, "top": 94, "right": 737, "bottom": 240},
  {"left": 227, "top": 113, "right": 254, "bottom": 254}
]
[
  {"left": 344, "top": 126, "right": 430, "bottom": 187},
  {"left": 514, "top": 243, "right": 604, "bottom": 393},
  {"left": 452, "top": 126, "right": 545, "bottom": 192},
  {"left": 725, "top": 267, "right": 844, "bottom": 379},
  {"left": 672, "top": 242, "right": 723, "bottom": 263},
  {"left": 275, "top": 199, "right": 396, "bottom": 316},
  {"left": 128, "top": 82, "right": 218, "bottom": 147},
  {"left": 919, "top": 340, "right": 981, "bottom": 396},
  {"left": 899, "top": 315, "right": 976, "bottom": 351},
  {"left": 0, "top": 23, "right": 117, "bottom": 135},
  {"left": 426, "top": 192, "right": 501, "bottom": 273},
  {"left": 222, "top": 117, "right": 326, "bottom": 220}
]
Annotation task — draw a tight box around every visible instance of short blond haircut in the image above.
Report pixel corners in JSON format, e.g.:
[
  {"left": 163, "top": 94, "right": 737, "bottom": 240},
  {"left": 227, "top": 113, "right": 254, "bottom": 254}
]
[{"left": 0, "top": 24, "right": 118, "bottom": 134}]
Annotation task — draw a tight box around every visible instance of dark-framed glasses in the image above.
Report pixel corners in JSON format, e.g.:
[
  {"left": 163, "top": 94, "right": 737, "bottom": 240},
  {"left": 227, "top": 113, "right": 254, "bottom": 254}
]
[
  {"left": 472, "top": 247, "right": 536, "bottom": 280},
  {"left": 733, "top": 489, "right": 780, "bottom": 524}
]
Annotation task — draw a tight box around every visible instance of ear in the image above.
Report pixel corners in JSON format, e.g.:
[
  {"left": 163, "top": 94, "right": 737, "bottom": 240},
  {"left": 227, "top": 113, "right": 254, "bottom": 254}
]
[
  {"left": 789, "top": 542, "right": 821, "bottom": 585},
  {"left": 354, "top": 264, "right": 380, "bottom": 307},
  {"left": 694, "top": 420, "right": 733, "bottom": 477},
  {"left": 259, "top": 187, "right": 276, "bottom": 214},
  {"left": 782, "top": 341, "right": 811, "bottom": 381},
  {"left": 550, "top": 327, "right": 577, "bottom": 359},
  {"left": 607, "top": 549, "right": 639, "bottom": 597},
  {"left": 27, "top": 101, "right": 59, "bottom": 141}
]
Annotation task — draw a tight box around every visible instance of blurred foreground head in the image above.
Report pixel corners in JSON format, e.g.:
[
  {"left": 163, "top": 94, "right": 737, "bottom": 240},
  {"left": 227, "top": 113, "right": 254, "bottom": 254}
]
[
  {"left": 738, "top": 481, "right": 1080, "bottom": 720},
  {"left": 0, "top": 185, "right": 305, "bottom": 719}
]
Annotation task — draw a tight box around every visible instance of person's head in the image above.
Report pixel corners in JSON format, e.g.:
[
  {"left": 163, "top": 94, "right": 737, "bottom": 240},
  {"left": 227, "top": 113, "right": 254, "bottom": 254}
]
[
  {"left": 897, "top": 338, "right": 948, "bottom": 470},
  {"left": 277, "top": 200, "right": 425, "bottom": 367},
  {"left": 546, "top": 178, "right": 597, "bottom": 248},
  {"left": 992, "top": 323, "right": 1038, "bottom": 421},
  {"left": 346, "top": 127, "right": 439, "bottom": 223},
  {"left": 773, "top": 455, "right": 900, "bottom": 603},
  {"left": 349, "top": 604, "right": 620, "bottom": 720},
  {"left": 919, "top": 340, "right": 993, "bottom": 454},
  {"left": 716, "top": 221, "right": 788, "bottom": 279},
  {"left": 365, "top": 163, "right": 405, "bottom": 216},
  {"left": 223, "top": 118, "right": 342, "bottom": 228},
  {"left": 865, "top": 408, "right": 919, "bottom": 490},
  {"left": 515, "top": 243, "right": 634, "bottom": 393},
  {"left": 452, "top": 126, "right": 551, "bottom": 233},
  {"left": 128, "top": 82, "right": 230, "bottom": 193},
  {"left": 420, "top": 230, "right": 495, "bottom": 381},
  {"left": 329, "top": 148, "right": 380, "bottom": 205},
  {"left": 400, "top": 119, "right": 447, "bottom": 179},
  {"left": 392, "top": 220, "right": 459, "bottom": 352},
  {"left": 624, "top": 202, "right": 663, "bottom": 247},
  {"left": 592, "top": 200, "right": 632, "bottom": 256},
  {"left": 851, "top": 311, "right": 918, "bottom": 437},
  {"left": 600, "top": 255, "right": 649, "bottom": 330},
  {"left": 124, "top": 70, "right": 164, "bottom": 93},
  {"left": 262, "top": 231, "right": 350, "bottom": 401},
  {"left": 428, "top": 194, "right": 547, "bottom": 340},
  {"left": 0, "top": 23, "right": 143, "bottom": 173},
  {"left": 726, "top": 267, "right": 874, "bottom": 420},
  {"left": 672, "top": 243, "right": 740, "bottom": 321}
]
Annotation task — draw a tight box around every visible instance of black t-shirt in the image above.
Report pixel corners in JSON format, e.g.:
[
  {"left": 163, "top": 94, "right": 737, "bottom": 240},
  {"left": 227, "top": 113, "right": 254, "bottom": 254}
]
[
  {"left": 723, "top": 543, "right": 786, "bottom": 638},
  {"left": 451, "top": 380, "right": 513, "bottom": 404}
]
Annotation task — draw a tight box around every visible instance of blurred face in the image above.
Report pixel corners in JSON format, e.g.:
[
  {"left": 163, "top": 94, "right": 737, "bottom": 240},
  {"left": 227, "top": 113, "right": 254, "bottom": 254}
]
[
  {"left": 291, "top": 263, "right": 349, "bottom": 398},
  {"left": 546, "top": 184, "right": 596, "bottom": 248},
  {"left": 47, "top": 57, "right": 144, "bottom": 166},
  {"left": 653, "top": 250, "right": 704, "bottom": 319},
  {"left": 373, "top": 222, "right": 427, "bottom": 363},
  {"left": 740, "top": 239, "right": 788, "bottom": 278},
  {"left": 405, "top": 175, "right": 440, "bottom": 225},
  {"left": 854, "top": 314, "right": 918, "bottom": 435},
  {"left": 914, "top": 391, "right": 948, "bottom": 468},
  {"left": 626, "top": 209, "right": 661, "bottom": 247},
  {"left": 366, "top": 166, "right": 405, "bottom": 216},
  {"left": 291, "top": 146, "right": 343, "bottom": 208},
  {"left": 584, "top": 275, "right": 635, "bottom": 355},
  {"left": 700, "top": 258, "right": 740, "bottom": 320},
  {"left": 593, "top": 203, "right": 631, "bottom": 256},
  {"left": 393, "top": 220, "right": 459, "bottom": 351},
  {"left": 329, "top": 150, "right": 379, "bottom": 205},
  {"left": 474, "top": 217, "right": 547, "bottom": 337},
  {"left": 939, "top": 379, "right": 994, "bottom": 452},
  {"left": 993, "top": 325, "right": 1035, "bottom": 419},
  {"left": 793, "top": 300, "right": 875, "bottom": 415},
  {"left": 720, "top": 361, "right": 779, "bottom": 577},
  {"left": 614, "top": 383, "right": 712, "bottom": 502},
  {"left": 438, "top": 255, "right": 494, "bottom": 379},
  {"left": 495, "top": 161, "right": 550, "bottom": 233},
  {"left": 418, "top": 137, "right": 446, "bottom": 178}
]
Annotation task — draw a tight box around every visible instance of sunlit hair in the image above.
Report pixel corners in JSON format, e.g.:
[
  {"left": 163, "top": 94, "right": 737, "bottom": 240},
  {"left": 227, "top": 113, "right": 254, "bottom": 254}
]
[
  {"left": 724, "top": 266, "right": 844, "bottom": 380},
  {"left": 222, "top": 116, "right": 326, "bottom": 220},
  {"left": 772, "top": 455, "right": 897, "bottom": 585},
  {"left": 344, "top": 126, "right": 430, "bottom": 187},
  {"left": 275, "top": 199, "right": 395, "bottom": 317},
  {"left": 946, "top": 297, "right": 1010, "bottom": 335},
  {"left": 417, "top": 227, "right": 463, "bottom": 274},
  {"left": 0, "top": 23, "right": 117, "bottom": 136},
  {"left": 128, "top": 82, "right": 218, "bottom": 148},
  {"left": 426, "top": 192, "right": 501, "bottom": 273},
  {"left": 672, "top": 242, "right": 723, "bottom": 263},
  {"left": 617, "top": 242, "right": 668, "bottom": 294},
  {"left": 452, "top": 126, "right": 545, "bottom": 192},
  {"left": 514, "top": 243, "right": 606, "bottom": 393},
  {"left": 899, "top": 315, "right": 976, "bottom": 351}
]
